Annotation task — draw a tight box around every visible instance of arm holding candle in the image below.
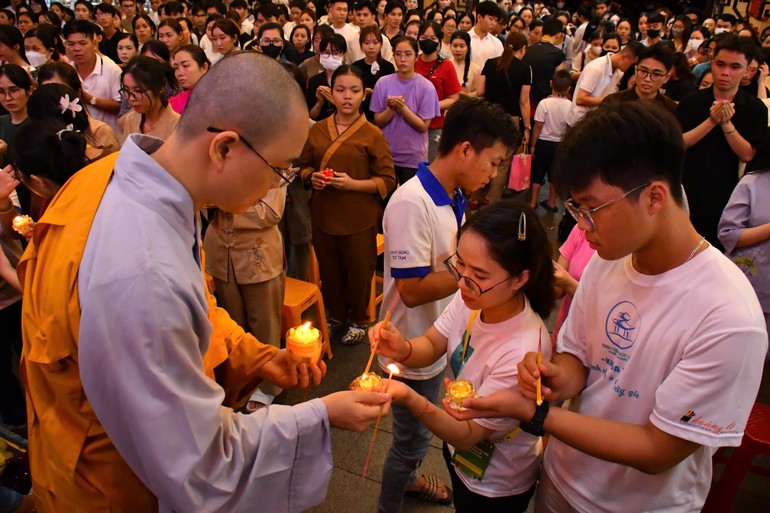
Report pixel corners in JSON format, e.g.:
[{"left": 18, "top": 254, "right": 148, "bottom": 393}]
[{"left": 369, "top": 320, "right": 448, "bottom": 369}]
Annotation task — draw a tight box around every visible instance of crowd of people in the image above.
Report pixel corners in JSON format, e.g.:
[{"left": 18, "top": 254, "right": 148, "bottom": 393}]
[{"left": 0, "top": 0, "right": 769, "bottom": 512}]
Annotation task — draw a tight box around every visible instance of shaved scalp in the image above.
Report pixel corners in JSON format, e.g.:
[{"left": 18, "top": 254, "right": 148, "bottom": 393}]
[{"left": 177, "top": 52, "right": 307, "bottom": 144}]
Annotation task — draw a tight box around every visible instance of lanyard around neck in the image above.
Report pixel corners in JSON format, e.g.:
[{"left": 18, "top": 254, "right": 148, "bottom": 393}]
[{"left": 460, "top": 310, "right": 480, "bottom": 364}]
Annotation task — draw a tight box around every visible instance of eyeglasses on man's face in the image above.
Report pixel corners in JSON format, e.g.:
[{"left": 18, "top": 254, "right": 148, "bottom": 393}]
[
  {"left": 636, "top": 66, "right": 667, "bottom": 82},
  {"left": 207, "top": 127, "right": 297, "bottom": 186},
  {"left": 564, "top": 183, "right": 650, "bottom": 231},
  {"left": 443, "top": 253, "right": 512, "bottom": 297}
]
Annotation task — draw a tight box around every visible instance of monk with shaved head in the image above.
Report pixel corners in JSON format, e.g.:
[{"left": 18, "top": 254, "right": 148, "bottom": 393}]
[{"left": 18, "top": 52, "right": 391, "bottom": 513}]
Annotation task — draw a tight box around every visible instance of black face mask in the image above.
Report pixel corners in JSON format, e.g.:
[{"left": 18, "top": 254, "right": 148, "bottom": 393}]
[
  {"left": 418, "top": 39, "right": 440, "bottom": 55},
  {"left": 261, "top": 43, "right": 282, "bottom": 58},
  {"left": 647, "top": 29, "right": 660, "bottom": 39}
]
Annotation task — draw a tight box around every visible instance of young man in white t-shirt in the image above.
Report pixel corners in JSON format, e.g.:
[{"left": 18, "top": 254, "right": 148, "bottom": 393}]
[
  {"left": 566, "top": 41, "right": 643, "bottom": 127},
  {"left": 376, "top": 98, "right": 518, "bottom": 513},
  {"left": 445, "top": 102, "right": 768, "bottom": 513}
]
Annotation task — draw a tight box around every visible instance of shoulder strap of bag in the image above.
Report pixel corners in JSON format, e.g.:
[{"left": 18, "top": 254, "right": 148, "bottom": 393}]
[{"left": 319, "top": 114, "right": 368, "bottom": 171}]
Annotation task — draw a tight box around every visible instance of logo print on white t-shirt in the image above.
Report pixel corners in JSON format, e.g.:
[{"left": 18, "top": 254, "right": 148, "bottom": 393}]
[{"left": 605, "top": 301, "right": 641, "bottom": 350}]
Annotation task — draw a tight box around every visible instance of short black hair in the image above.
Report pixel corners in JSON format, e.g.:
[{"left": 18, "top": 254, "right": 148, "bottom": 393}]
[
  {"left": 553, "top": 102, "right": 685, "bottom": 205},
  {"left": 94, "top": 3, "right": 119, "bottom": 16},
  {"left": 715, "top": 33, "right": 757, "bottom": 63},
  {"left": 384, "top": 1, "right": 405, "bottom": 16},
  {"left": 542, "top": 16, "right": 563, "bottom": 37},
  {"left": 637, "top": 43, "right": 675, "bottom": 71},
  {"left": 647, "top": 12, "right": 665, "bottom": 25},
  {"left": 205, "top": 0, "right": 227, "bottom": 15},
  {"left": 354, "top": 0, "right": 376, "bottom": 14},
  {"left": 63, "top": 19, "right": 97, "bottom": 40},
  {"left": 319, "top": 32, "right": 347, "bottom": 53},
  {"left": 256, "top": 2, "right": 280, "bottom": 19},
  {"left": 717, "top": 13, "right": 738, "bottom": 25},
  {"left": 623, "top": 40, "right": 645, "bottom": 58},
  {"left": 165, "top": 1, "right": 185, "bottom": 16},
  {"left": 475, "top": 1, "right": 500, "bottom": 21},
  {"left": 257, "top": 21, "right": 284, "bottom": 40},
  {"left": 551, "top": 69, "right": 571, "bottom": 93},
  {"left": 437, "top": 97, "right": 518, "bottom": 157},
  {"left": 230, "top": 0, "right": 248, "bottom": 9}
]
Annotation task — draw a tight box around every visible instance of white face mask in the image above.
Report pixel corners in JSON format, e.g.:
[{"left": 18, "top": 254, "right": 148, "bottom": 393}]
[
  {"left": 26, "top": 50, "right": 49, "bottom": 68},
  {"left": 590, "top": 44, "right": 603, "bottom": 56},
  {"left": 714, "top": 27, "right": 729, "bottom": 35},
  {"left": 320, "top": 53, "right": 344, "bottom": 71},
  {"left": 687, "top": 38, "right": 704, "bottom": 50}
]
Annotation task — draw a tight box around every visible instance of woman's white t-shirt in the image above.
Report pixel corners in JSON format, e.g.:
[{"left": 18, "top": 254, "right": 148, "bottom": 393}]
[{"left": 435, "top": 291, "right": 551, "bottom": 497}]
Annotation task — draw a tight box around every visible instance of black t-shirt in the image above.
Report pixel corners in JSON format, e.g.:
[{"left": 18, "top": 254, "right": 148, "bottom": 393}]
[
  {"left": 522, "top": 42, "right": 565, "bottom": 107},
  {"left": 676, "top": 87, "right": 768, "bottom": 227},
  {"left": 481, "top": 56, "right": 532, "bottom": 118},
  {"left": 352, "top": 58, "right": 396, "bottom": 121},
  {"left": 306, "top": 72, "right": 335, "bottom": 121},
  {"left": 99, "top": 30, "right": 122, "bottom": 64},
  {"left": 664, "top": 77, "right": 697, "bottom": 102}
]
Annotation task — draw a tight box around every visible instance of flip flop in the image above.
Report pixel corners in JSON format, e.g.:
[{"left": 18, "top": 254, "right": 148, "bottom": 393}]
[{"left": 404, "top": 474, "right": 453, "bottom": 506}]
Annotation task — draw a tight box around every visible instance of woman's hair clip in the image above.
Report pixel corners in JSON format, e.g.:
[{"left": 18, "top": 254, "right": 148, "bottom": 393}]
[
  {"left": 518, "top": 211, "right": 527, "bottom": 241},
  {"left": 56, "top": 124, "right": 75, "bottom": 140},
  {"left": 59, "top": 94, "right": 83, "bottom": 118}
]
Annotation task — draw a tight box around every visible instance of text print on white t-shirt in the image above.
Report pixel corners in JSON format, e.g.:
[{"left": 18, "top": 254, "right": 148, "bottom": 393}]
[{"left": 591, "top": 300, "right": 642, "bottom": 400}]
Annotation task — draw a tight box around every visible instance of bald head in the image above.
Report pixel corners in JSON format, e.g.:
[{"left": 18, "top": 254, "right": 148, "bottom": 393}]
[{"left": 177, "top": 52, "right": 307, "bottom": 145}]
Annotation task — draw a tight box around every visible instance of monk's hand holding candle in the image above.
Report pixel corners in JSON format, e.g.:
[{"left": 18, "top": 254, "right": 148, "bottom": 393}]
[
  {"left": 259, "top": 349, "right": 327, "bottom": 390},
  {"left": 321, "top": 390, "right": 392, "bottom": 433}
]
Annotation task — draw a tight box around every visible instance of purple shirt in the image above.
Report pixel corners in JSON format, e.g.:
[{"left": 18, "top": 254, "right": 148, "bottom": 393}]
[{"left": 370, "top": 73, "right": 440, "bottom": 168}]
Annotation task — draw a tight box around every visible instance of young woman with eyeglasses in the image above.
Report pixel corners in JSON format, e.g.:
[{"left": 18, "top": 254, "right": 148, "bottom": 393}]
[
  {"left": 307, "top": 33, "right": 347, "bottom": 121},
  {"left": 369, "top": 201, "right": 555, "bottom": 513},
  {"left": 371, "top": 36, "right": 440, "bottom": 185},
  {"left": 0, "top": 65, "right": 32, "bottom": 168},
  {"left": 299, "top": 65, "right": 396, "bottom": 345},
  {"left": 117, "top": 56, "right": 180, "bottom": 142}
]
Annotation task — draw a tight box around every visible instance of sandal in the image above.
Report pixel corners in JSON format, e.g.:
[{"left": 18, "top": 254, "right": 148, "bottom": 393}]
[{"left": 404, "top": 474, "right": 453, "bottom": 505}]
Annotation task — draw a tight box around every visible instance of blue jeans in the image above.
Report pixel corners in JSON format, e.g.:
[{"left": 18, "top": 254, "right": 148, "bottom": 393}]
[
  {"left": 377, "top": 372, "right": 444, "bottom": 513},
  {"left": 0, "top": 486, "right": 22, "bottom": 513}
]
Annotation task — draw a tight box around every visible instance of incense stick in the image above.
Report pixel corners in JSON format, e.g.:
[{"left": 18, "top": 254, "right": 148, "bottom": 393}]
[
  {"left": 363, "top": 281, "right": 403, "bottom": 375},
  {"left": 536, "top": 331, "right": 543, "bottom": 406},
  {"left": 361, "top": 371, "right": 395, "bottom": 479}
]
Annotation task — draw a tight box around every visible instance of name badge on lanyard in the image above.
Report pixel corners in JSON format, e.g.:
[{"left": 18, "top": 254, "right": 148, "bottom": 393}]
[{"left": 450, "top": 310, "right": 479, "bottom": 377}]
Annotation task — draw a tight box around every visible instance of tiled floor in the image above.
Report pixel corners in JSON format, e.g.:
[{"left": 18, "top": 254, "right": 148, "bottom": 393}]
[{"left": 278, "top": 194, "right": 770, "bottom": 513}]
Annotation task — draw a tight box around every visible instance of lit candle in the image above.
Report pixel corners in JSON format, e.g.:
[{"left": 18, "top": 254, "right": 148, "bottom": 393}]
[
  {"left": 12, "top": 215, "right": 35, "bottom": 237},
  {"left": 445, "top": 379, "right": 476, "bottom": 411},
  {"left": 286, "top": 322, "right": 322, "bottom": 366},
  {"left": 353, "top": 372, "right": 382, "bottom": 391}
]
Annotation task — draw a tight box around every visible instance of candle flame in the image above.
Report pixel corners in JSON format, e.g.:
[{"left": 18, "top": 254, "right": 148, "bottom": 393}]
[
  {"left": 387, "top": 364, "right": 400, "bottom": 375},
  {"left": 299, "top": 321, "right": 312, "bottom": 332}
]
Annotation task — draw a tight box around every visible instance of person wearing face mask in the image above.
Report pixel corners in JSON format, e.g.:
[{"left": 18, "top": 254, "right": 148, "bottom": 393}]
[
  {"left": 416, "top": 21, "right": 462, "bottom": 160},
  {"left": 23, "top": 25, "right": 64, "bottom": 68},
  {"left": 308, "top": 33, "right": 347, "bottom": 120},
  {"left": 256, "top": 22, "right": 288, "bottom": 61},
  {"left": 570, "top": 29, "right": 604, "bottom": 81},
  {"left": 668, "top": 15, "right": 691, "bottom": 53},
  {"left": 685, "top": 26, "right": 709, "bottom": 67},
  {"left": 714, "top": 13, "right": 736, "bottom": 35},
  {"left": 642, "top": 12, "right": 664, "bottom": 46}
]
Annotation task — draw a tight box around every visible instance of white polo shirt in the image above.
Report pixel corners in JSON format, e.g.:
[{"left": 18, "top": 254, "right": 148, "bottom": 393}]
[
  {"left": 75, "top": 55, "right": 122, "bottom": 134},
  {"left": 469, "top": 27, "right": 503, "bottom": 69},
  {"left": 567, "top": 53, "right": 622, "bottom": 127},
  {"left": 377, "top": 163, "right": 468, "bottom": 380}
]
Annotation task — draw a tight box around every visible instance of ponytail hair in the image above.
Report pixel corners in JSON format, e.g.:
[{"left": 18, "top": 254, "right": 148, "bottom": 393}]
[
  {"left": 10, "top": 118, "right": 89, "bottom": 188},
  {"left": 450, "top": 29, "right": 471, "bottom": 87},
  {"left": 459, "top": 200, "right": 555, "bottom": 319},
  {"left": 497, "top": 30, "right": 527, "bottom": 73}
]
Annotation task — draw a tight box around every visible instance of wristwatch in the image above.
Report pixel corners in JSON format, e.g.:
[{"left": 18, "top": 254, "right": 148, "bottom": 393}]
[
  {"left": 89, "top": 96, "right": 97, "bottom": 106},
  {"left": 520, "top": 401, "right": 549, "bottom": 437}
]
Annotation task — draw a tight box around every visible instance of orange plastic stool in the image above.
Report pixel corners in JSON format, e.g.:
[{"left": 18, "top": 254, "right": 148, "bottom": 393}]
[
  {"left": 367, "top": 234, "right": 385, "bottom": 322},
  {"left": 282, "top": 277, "right": 333, "bottom": 360},
  {"left": 702, "top": 402, "right": 770, "bottom": 513}
]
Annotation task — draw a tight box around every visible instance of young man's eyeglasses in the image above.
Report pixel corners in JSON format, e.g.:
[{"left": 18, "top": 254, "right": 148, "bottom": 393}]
[
  {"left": 636, "top": 67, "right": 667, "bottom": 81},
  {"left": 207, "top": 127, "right": 297, "bottom": 186},
  {"left": 564, "top": 182, "right": 650, "bottom": 231},
  {"left": 443, "top": 253, "right": 512, "bottom": 297}
]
